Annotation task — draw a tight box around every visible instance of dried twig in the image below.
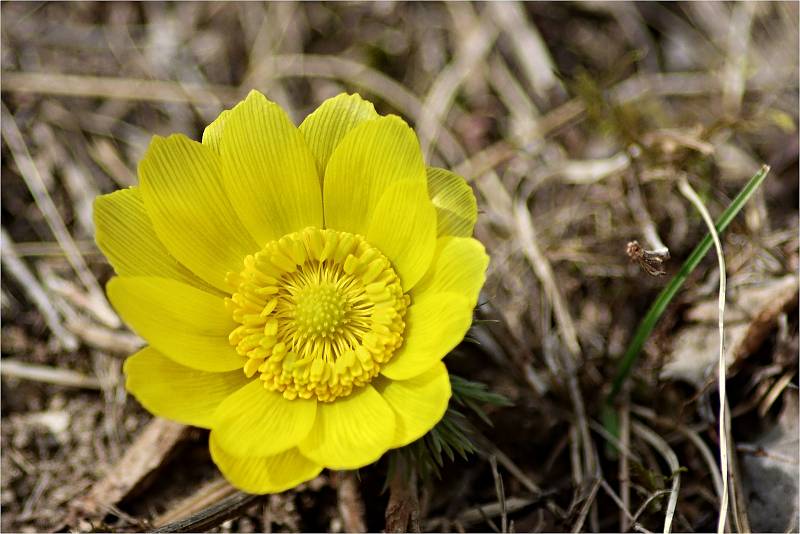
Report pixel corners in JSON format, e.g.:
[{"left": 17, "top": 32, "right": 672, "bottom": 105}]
[
  {"left": 154, "top": 477, "right": 240, "bottom": 529},
  {"left": 1, "top": 359, "right": 101, "bottom": 390},
  {"left": 385, "top": 459, "right": 421, "bottom": 533},
  {"left": 154, "top": 492, "right": 263, "bottom": 533}
]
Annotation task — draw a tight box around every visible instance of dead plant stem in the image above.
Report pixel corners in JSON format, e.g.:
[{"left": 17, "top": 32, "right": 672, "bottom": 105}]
[{"left": 677, "top": 176, "right": 729, "bottom": 534}]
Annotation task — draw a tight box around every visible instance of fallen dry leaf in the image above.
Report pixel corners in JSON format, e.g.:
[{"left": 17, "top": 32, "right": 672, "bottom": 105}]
[{"left": 661, "top": 275, "right": 798, "bottom": 386}]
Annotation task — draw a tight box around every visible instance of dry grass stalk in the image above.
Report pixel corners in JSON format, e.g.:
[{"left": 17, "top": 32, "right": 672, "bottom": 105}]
[
  {"left": 677, "top": 176, "right": 730, "bottom": 534},
  {"left": 570, "top": 477, "right": 601, "bottom": 533},
  {"left": 1, "top": 359, "right": 100, "bottom": 390},
  {"left": 1, "top": 71, "right": 241, "bottom": 105}
]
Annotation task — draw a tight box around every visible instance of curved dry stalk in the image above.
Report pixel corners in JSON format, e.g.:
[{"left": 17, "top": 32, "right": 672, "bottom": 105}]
[
  {"left": 680, "top": 426, "right": 725, "bottom": 503},
  {"left": 677, "top": 176, "right": 729, "bottom": 534},
  {"left": 631, "top": 405, "right": 725, "bottom": 507},
  {"left": 631, "top": 421, "right": 680, "bottom": 534},
  {"left": 630, "top": 490, "right": 672, "bottom": 531}
]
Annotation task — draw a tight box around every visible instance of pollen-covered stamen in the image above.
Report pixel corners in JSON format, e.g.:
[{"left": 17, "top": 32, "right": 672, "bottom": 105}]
[{"left": 226, "top": 227, "right": 409, "bottom": 402}]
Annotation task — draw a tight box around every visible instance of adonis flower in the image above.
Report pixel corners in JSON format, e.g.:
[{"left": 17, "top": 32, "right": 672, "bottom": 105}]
[{"left": 94, "top": 91, "right": 488, "bottom": 493}]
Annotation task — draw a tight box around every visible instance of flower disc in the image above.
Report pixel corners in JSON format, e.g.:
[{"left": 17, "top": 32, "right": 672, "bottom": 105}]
[{"left": 226, "top": 227, "right": 409, "bottom": 402}]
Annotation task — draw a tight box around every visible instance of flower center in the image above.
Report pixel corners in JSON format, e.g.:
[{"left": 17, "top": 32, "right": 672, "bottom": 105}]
[
  {"left": 293, "top": 283, "right": 348, "bottom": 338},
  {"left": 226, "top": 227, "right": 409, "bottom": 402}
]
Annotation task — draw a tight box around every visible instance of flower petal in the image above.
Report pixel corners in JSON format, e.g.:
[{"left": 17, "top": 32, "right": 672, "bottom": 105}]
[
  {"left": 139, "top": 134, "right": 257, "bottom": 291},
  {"left": 380, "top": 293, "right": 472, "bottom": 380},
  {"left": 323, "top": 115, "right": 426, "bottom": 235},
  {"left": 299, "top": 93, "right": 379, "bottom": 180},
  {"left": 124, "top": 346, "right": 248, "bottom": 428},
  {"left": 299, "top": 385, "right": 395, "bottom": 470},
  {"left": 366, "top": 180, "right": 437, "bottom": 292},
  {"left": 220, "top": 90, "right": 322, "bottom": 246},
  {"left": 94, "top": 187, "right": 211, "bottom": 290},
  {"left": 202, "top": 109, "right": 231, "bottom": 154},
  {"left": 212, "top": 380, "right": 317, "bottom": 457},
  {"left": 412, "top": 237, "right": 488, "bottom": 307},
  {"left": 374, "top": 362, "right": 451, "bottom": 448},
  {"left": 427, "top": 167, "right": 477, "bottom": 237},
  {"left": 210, "top": 434, "right": 322, "bottom": 494},
  {"left": 107, "top": 276, "right": 244, "bottom": 372}
]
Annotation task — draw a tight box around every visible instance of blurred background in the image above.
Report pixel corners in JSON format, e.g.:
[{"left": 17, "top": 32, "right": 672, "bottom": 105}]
[{"left": 1, "top": 2, "right": 798, "bottom": 532}]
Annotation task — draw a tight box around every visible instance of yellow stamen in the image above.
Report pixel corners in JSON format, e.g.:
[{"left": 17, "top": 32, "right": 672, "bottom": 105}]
[{"left": 227, "top": 227, "right": 409, "bottom": 402}]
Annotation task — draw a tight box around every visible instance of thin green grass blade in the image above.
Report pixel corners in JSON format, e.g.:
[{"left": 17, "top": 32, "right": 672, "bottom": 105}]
[{"left": 607, "top": 164, "right": 770, "bottom": 404}]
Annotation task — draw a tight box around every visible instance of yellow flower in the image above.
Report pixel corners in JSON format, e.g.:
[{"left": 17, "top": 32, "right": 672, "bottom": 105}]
[{"left": 94, "top": 91, "right": 488, "bottom": 493}]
